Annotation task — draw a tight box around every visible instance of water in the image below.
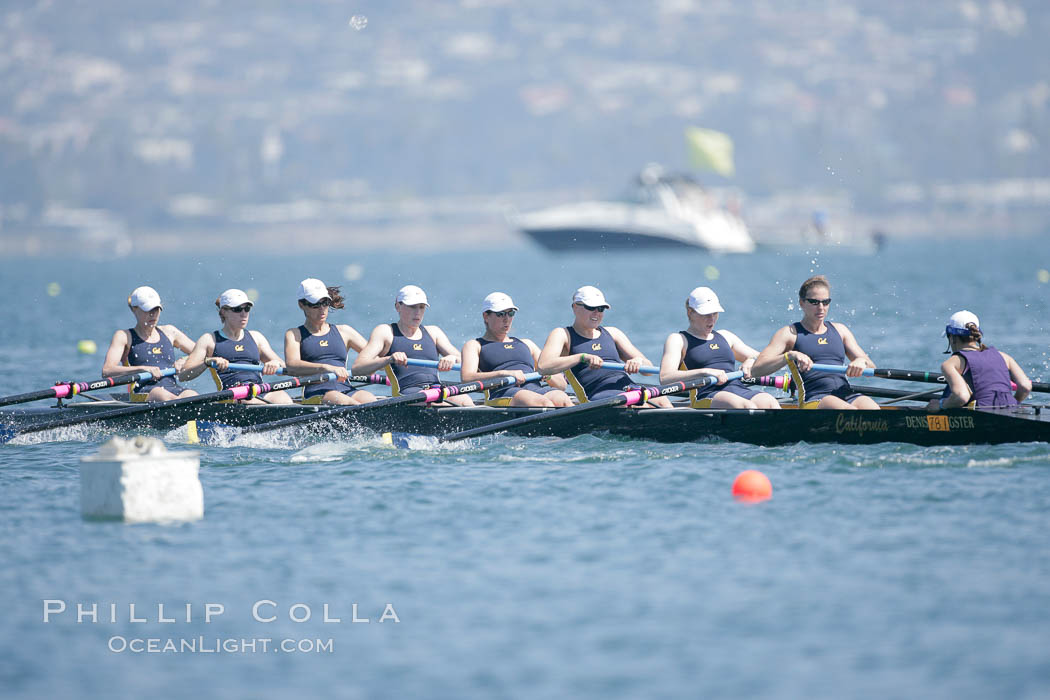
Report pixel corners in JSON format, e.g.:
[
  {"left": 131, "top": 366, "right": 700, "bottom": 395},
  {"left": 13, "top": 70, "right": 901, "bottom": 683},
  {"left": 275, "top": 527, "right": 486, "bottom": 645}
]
[{"left": 2, "top": 238, "right": 1049, "bottom": 699}]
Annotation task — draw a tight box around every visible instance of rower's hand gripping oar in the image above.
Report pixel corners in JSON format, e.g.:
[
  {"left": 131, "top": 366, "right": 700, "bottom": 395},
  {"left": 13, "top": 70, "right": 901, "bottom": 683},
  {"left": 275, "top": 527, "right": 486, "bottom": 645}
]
[
  {"left": 0, "top": 368, "right": 178, "bottom": 408},
  {"left": 0, "top": 373, "right": 336, "bottom": 444},
  {"left": 218, "top": 362, "right": 391, "bottom": 386},
  {"left": 426, "top": 371, "right": 744, "bottom": 445},
  {"left": 229, "top": 372, "right": 540, "bottom": 437}
]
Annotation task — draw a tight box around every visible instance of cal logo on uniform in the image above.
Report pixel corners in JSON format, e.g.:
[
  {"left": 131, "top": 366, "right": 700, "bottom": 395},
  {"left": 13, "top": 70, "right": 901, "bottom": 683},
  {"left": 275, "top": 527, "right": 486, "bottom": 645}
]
[
  {"left": 591, "top": 343, "right": 601, "bottom": 351},
  {"left": 504, "top": 344, "right": 515, "bottom": 349},
  {"left": 235, "top": 344, "right": 245, "bottom": 351},
  {"left": 709, "top": 343, "right": 720, "bottom": 350},
  {"left": 319, "top": 340, "right": 329, "bottom": 347},
  {"left": 150, "top": 347, "right": 162, "bottom": 354},
  {"left": 817, "top": 338, "right": 829, "bottom": 345},
  {"left": 413, "top": 343, "right": 423, "bottom": 351}
]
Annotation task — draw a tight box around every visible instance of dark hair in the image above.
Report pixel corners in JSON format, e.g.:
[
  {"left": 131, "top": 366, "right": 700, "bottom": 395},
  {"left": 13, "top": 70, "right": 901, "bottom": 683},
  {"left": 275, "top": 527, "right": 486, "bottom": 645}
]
[
  {"left": 963, "top": 322, "right": 986, "bottom": 351},
  {"left": 299, "top": 286, "right": 345, "bottom": 309},
  {"left": 798, "top": 275, "right": 830, "bottom": 300}
]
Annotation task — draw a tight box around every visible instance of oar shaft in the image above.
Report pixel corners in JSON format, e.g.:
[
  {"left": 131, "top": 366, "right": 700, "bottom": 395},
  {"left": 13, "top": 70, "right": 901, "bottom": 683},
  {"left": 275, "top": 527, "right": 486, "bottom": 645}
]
[
  {"left": 220, "top": 362, "right": 390, "bottom": 385},
  {"left": 241, "top": 373, "right": 538, "bottom": 435},
  {"left": 0, "top": 369, "right": 177, "bottom": 408},
  {"left": 581, "top": 360, "right": 659, "bottom": 376},
  {"left": 2, "top": 373, "right": 335, "bottom": 440},
  {"left": 441, "top": 372, "right": 742, "bottom": 442},
  {"left": 404, "top": 358, "right": 461, "bottom": 371}
]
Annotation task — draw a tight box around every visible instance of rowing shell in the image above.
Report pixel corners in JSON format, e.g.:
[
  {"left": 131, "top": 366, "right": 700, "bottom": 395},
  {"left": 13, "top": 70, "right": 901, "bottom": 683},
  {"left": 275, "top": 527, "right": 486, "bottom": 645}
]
[{"left": 2, "top": 400, "right": 1048, "bottom": 446}]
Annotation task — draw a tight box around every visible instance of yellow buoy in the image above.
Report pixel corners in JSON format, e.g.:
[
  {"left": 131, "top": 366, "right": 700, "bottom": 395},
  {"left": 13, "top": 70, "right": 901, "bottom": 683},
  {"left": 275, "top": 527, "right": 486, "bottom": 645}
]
[
  {"left": 47, "top": 282, "right": 61, "bottom": 297},
  {"left": 246, "top": 288, "right": 260, "bottom": 302},
  {"left": 704, "top": 265, "right": 720, "bottom": 281},
  {"left": 77, "top": 339, "right": 98, "bottom": 355},
  {"left": 1038, "top": 269, "right": 1050, "bottom": 284}
]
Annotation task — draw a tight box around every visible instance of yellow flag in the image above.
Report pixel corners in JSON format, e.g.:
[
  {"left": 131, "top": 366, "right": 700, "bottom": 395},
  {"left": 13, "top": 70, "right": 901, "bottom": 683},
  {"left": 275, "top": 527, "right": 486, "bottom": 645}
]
[{"left": 685, "top": 127, "right": 735, "bottom": 177}]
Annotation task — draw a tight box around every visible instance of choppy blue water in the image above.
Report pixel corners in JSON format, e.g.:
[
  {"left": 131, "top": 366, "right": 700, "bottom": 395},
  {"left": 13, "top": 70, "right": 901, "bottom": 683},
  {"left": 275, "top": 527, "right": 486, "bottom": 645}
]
[{"left": 2, "top": 238, "right": 1049, "bottom": 699}]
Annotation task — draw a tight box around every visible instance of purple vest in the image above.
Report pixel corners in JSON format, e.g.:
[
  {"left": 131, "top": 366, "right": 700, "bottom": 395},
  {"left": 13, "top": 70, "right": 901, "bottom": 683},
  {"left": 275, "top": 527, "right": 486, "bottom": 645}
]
[{"left": 942, "top": 346, "right": 1017, "bottom": 407}]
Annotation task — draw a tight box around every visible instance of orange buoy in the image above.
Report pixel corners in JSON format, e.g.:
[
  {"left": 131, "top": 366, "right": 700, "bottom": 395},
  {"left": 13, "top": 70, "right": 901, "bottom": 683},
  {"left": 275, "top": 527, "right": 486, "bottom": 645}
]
[{"left": 732, "top": 469, "right": 772, "bottom": 502}]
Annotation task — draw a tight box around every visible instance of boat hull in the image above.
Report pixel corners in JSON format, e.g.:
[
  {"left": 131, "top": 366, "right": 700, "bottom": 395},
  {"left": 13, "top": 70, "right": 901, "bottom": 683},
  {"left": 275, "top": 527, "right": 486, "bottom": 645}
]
[
  {"left": 3, "top": 401, "right": 1048, "bottom": 446},
  {"left": 521, "top": 227, "right": 701, "bottom": 251}
]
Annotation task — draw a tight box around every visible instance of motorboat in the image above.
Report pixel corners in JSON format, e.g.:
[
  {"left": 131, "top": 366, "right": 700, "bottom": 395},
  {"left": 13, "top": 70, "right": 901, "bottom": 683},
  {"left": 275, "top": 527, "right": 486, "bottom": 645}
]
[{"left": 512, "top": 165, "right": 755, "bottom": 253}]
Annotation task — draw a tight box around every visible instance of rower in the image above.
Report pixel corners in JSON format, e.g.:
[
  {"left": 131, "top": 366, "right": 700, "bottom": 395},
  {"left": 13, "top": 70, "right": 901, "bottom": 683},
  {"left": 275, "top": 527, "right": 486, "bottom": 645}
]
[
  {"left": 928, "top": 310, "right": 1031, "bottom": 411},
  {"left": 751, "top": 275, "right": 880, "bottom": 409},
  {"left": 659, "top": 286, "right": 779, "bottom": 409},
  {"left": 101, "top": 286, "right": 199, "bottom": 402},
  {"left": 352, "top": 285, "right": 473, "bottom": 406},
  {"left": 536, "top": 285, "right": 673, "bottom": 408},
  {"left": 460, "top": 292, "right": 573, "bottom": 408},
  {"left": 284, "top": 278, "right": 377, "bottom": 405},
  {"left": 181, "top": 289, "right": 292, "bottom": 404}
]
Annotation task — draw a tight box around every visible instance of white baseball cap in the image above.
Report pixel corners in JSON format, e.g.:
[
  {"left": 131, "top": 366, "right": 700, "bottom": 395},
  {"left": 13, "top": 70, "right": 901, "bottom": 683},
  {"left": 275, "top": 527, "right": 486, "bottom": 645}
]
[
  {"left": 219, "top": 288, "right": 252, "bottom": 308},
  {"left": 573, "top": 285, "right": 610, "bottom": 309},
  {"left": 396, "top": 284, "right": 429, "bottom": 306},
  {"left": 945, "top": 310, "right": 980, "bottom": 337},
  {"left": 687, "top": 286, "right": 725, "bottom": 315},
  {"left": 481, "top": 292, "right": 517, "bottom": 313},
  {"left": 128, "top": 286, "right": 162, "bottom": 311},
  {"left": 298, "top": 278, "right": 331, "bottom": 304}
]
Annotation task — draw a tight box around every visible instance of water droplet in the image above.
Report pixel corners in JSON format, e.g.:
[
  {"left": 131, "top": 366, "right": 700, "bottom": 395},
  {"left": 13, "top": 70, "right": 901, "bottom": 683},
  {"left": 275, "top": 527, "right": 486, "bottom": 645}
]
[{"left": 349, "top": 15, "right": 368, "bottom": 30}]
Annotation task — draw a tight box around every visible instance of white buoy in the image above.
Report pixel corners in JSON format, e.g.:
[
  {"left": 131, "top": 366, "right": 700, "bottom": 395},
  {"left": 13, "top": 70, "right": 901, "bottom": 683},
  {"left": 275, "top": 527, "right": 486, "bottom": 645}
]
[{"left": 80, "top": 437, "right": 203, "bottom": 523}]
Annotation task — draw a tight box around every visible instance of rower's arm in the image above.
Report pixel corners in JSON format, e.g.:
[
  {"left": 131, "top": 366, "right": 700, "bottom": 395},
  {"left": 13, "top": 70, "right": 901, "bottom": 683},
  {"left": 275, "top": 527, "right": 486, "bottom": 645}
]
[
  {"left": 721, "top": 329, "right": 761, "bottom": 376},
  {"left": 836, "top": 323, "right": 875, "bottom": 369},
  {"left": 252, "top": 330, "right": 286, "bottom": 374},
  {"left": 526, "top": 338, "right": 567, "bottom": 390},
  {"left": 458, "top": 339, "right": 485, "bottom": 382},
  {"left": 101, "top": 329, "right": 133, "bottom": 377},
  {"left": 939, "top": 356, "right": 972, "bottom": 408},
  {"left": 339, "top": 324, "right": 369, "bottom": 354},
  {"left": 178, "top": 333, "right": 216, "bottom": 380},
  {"left": 751, "top": 326, "right": 795, "bottom": 377},
  {"left": 350, "top": 324, "right": 394, "bottom": 375},
  {"left": 536, "top": 327, "right": 580, "bottom": 375},
  {"left": 428, "top": 325, "right": 462, "bottom": 361},
  {"left": 1002, "top": 351, "right": 1032, "bottom": 402},
  {"left": 607, "top": 326, "right": 653, "bottom": 366},
  {"left": 168, "top": 325, "right": 197, "bottom": 355}
]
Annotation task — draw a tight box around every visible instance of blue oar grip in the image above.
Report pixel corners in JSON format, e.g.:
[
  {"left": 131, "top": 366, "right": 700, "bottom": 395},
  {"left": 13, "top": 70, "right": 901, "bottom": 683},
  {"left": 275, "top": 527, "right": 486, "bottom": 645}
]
[
  {"left": 595, "top": 361, "right": 660, "bottom": 376},
  {"left": 219, "top": 362, "right": 287, "bottom": 374},
  {"left": 404, "top": 358, "right": 462, "bottom": 371}
]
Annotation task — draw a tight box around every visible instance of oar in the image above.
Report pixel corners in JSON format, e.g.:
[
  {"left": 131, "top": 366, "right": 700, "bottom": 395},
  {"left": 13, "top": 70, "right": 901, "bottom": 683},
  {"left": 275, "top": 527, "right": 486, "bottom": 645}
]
[
  {"left": 577, "top": 359, "right": 660, "bottom": 375},
  {"left": 403, "top": 358, "right": 461, "bottom": 371},
  {"left": 0, "top": 373, "right": 335, "bottom": 444},
  {"left": 742, "top": 374, "right": 940, "bottom": 401},
  {"left": 0, "top": 368, "right": 178, "bottom": 408},
  {"left": 231, "top": 373, "right": 535, "bottom": 436},
  {"left": 219, "top": 362, "right": 391, "bottom": 385},
  {"left": 810, "top": 364, "right": 1050, "bottom": 393},
  {"left": 426, "top": 371, "right": 744, "bottom": 444},
  {"left": 879, "top": 387, "right": 945, "bottom": 406}
]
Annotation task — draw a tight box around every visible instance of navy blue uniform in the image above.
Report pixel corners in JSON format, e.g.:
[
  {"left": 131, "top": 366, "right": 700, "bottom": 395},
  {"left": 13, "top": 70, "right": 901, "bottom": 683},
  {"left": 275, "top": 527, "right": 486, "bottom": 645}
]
[
  {"left": 477, "top": 336, "right": 552, "bottom": 403},
  {"left": 680, "top": 330, "right": 757, "bottom": 402},
  {"left": 565, "top": 326, "right": 634, "bottom": 401},
  {"left": 212, "top": 330, "right": 262, "bottom": 388},
  {"left": 299, "top": 324, "right": 355, "bottom": 400},
  {"left": 792, "top": 322, "right": 860, "bottom": 403},
  {"left": 127, "top": 328, "right": 188, "bottom": 396},
  {"left": 386, "top": 323, "right": 440, "bottom": 395}
]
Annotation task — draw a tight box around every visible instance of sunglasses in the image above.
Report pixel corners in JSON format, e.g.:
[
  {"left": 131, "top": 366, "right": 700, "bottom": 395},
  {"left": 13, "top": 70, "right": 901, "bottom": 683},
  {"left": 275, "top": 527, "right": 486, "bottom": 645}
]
[
  {"left": 226, "top": 304, "right": 252, "bottom": 313},
  {"left": 489, "top": 310, "right": 516, "bottom": 318},
  {"left": 577, "top": 303, "right": 608, "bottom": 312},
  {"left": 804, "top": 298, "right": 832, "bottom": 306},
  {"left": 302, "top": 299, "right": 330, "bottom": 308}
]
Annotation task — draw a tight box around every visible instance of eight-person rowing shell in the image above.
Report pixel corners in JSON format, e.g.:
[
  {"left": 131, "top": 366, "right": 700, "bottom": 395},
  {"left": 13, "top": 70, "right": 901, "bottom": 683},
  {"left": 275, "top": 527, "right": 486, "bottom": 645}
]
[
  {"left": 284, "top": 278, "right": 377, "bottom": 406},
  {"left": 752, "top": 275, "right": 880, "bottom": 409},
  {"left": 537, "top": 286, "right": 673, "bottom": 408},
  {"left": 181, "top": 288, "right": 292, "bottom": 404},
  {"left": 928, "top": 310, "right": 1031, "bottom": 411},
  {"left": 101, "top": 286, "right": 199, "bottom": 402},
  {"left": 460, "top": 292, "right": 573, "bottom": 408},
  {"left": 353, "top": 285, "right": 473, "bottom": 407},
  {"left": 659, "top": 287, "right": 779, "bottom": 409}
]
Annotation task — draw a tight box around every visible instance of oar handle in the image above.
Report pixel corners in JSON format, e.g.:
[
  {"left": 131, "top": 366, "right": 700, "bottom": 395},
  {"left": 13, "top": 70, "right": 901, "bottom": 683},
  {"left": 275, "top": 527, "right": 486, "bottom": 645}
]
[
  {"left": 810, "top": 363, "right": 875, "bottom": 377},
  {"left": 439, "top": 371, "right": 743, "bottom": 443},
  {"left": 579, "top": 359, "right": 660, "bottom": 376},
  {"left": 0, "top": 368, "right": 177, "bottom": 407},
  {"left": 0, "top": 372, "right": 337, "bottom": 442},
  {"left": 214, "top": 361, "right": 286, "bottom": 375},
  {"left": 404, "top": 358, "right": 461, "bottom": 371}
]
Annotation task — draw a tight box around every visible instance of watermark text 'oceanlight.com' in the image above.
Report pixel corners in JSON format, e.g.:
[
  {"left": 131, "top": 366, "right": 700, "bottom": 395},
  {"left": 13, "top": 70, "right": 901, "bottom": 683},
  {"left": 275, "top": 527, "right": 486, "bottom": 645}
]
[{"left": 43, "top": 600, "right": 400, "bottom": 655}]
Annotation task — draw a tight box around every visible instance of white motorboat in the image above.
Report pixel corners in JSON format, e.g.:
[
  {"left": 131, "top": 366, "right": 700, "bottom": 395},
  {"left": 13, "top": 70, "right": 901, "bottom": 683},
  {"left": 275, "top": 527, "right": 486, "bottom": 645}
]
[{"left": 513, "top": 166, "right": 755, "bottom": 253}]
